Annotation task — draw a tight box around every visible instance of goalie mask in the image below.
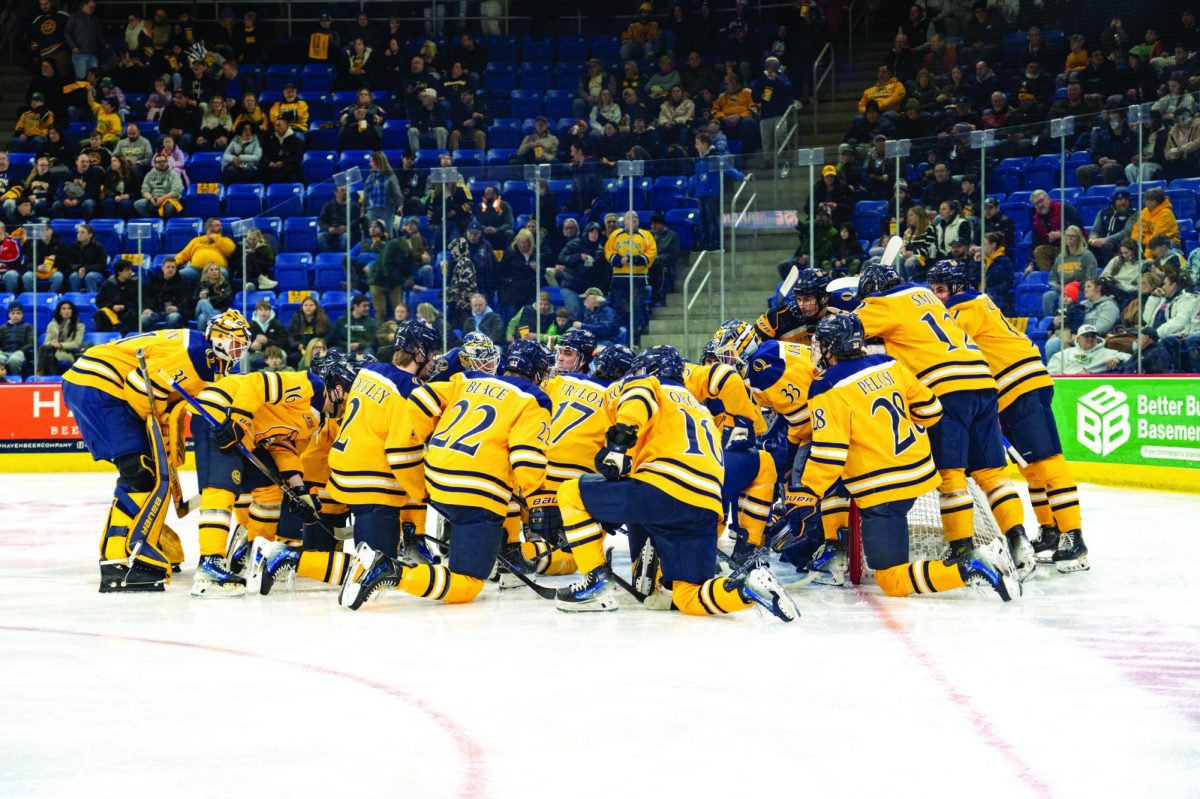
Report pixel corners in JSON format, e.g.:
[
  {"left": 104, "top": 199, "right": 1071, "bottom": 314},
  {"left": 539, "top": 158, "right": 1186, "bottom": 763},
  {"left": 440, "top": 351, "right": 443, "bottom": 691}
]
[
  {"left": 459, "top": 331, "right": 500, "bottom": 374},
  {"left": 205, "top": 309, "right": 251, "bottom": 370},
  {"left": 713, "top": 319, "right": 759, "bottom": 373}
]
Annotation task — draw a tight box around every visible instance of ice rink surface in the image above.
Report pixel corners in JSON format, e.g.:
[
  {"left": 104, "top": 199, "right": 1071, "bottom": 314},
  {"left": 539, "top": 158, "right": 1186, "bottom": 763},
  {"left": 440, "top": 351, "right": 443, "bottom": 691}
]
[{"left": 1, "top": 472, "right": 1198, "bottom": 799}]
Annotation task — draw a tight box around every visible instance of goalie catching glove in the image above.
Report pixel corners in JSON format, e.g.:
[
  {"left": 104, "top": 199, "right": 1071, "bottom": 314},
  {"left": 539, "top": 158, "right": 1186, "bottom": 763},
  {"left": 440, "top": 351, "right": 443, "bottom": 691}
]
[{"left": 595, "top": 423, "right": 638, "bottom": 481}]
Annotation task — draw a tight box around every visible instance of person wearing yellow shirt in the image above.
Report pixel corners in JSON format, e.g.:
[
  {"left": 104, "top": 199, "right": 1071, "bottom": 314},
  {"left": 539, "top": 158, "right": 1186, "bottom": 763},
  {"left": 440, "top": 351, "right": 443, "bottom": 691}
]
[
  {"left": 12, "top": 93, "right": 54, "bottom": 153},
  {"left": 604, "top": 210, "right": 657, "bottom": 335},
  {"left": 175, "top": 217, "right": 236, "bottom": 282},
  {"left": 856, "top": 64, "right": 907, "bottom": 114},
  {"left": 86, "top": 87, "right": 122, "bottom": 148},
  {"left": 1138, "top": 188, "right": 1180, "bottom": 258},
  {"left": 711, "top": 73, "right": 762, "bottom": 151},
  {"left": 268, "top": 83, "right": 310, "bottom": 145}
]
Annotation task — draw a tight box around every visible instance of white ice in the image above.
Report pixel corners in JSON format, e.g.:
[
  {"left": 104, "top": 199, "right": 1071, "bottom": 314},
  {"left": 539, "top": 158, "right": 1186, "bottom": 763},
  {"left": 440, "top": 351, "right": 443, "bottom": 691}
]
[{"left": 1, "top": 472, "right": 1198, "bottom": 799}]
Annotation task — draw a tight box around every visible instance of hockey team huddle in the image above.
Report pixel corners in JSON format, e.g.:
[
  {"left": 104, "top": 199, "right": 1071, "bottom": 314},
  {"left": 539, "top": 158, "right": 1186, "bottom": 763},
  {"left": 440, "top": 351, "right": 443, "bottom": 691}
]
[{"left": 62, "top": 244, "right": 1090, "bottom": 623}]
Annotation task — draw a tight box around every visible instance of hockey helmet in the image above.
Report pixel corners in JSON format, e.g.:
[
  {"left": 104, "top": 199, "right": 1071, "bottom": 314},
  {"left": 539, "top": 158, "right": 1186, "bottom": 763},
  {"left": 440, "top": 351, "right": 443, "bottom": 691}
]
[
  {"left": 813, "top": 313, "right": 867, "bottom": 369},
  {"left": 459, "top": 331, "right": 500, "bottom": 374},
  {"left": 205, "top": 309, "right": 251, "bottom": 369},
  {"left": 503, "top": 339, "right": 554, "bottom": 383},
  {"left": 633, "top": 345, "right": 686, "bottom": 383},
  {"left": 592, "top": 344, "right": 636, "bottom": 381}
]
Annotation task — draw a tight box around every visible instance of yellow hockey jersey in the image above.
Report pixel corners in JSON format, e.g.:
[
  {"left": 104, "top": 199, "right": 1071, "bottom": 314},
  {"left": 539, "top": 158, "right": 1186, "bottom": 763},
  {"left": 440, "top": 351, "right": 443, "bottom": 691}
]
[
  {"left": 300, "top": 417, "right": 345, "bottom": 513},
  {"left": 615, "top": 376, "right": 724, "bottom": 517},
  {"left": 327, "top": 363, "right": 423, "bottom": 508},
  {"left": 404, "top": 371, "right": 552, "bottom": 518},
  {"left": 64, "top": 328, "right": 221, "bottom": 420},
  {"left": 196, "top": 371, "right": 323, "bottom": 475},
  {"left": 541, "top": 372, "right": 612, "bottom": 491},
  {"left": 752, "top": 306, "right": 812, "bottom": 345},
  {"left": 801, "top": 354, "right": 943, "bottom": 508},
  {"left": 683, "top": 361, "right": 767, "bottom": 436},
  {"left": 745, "top": 339, "right": 819, "bottom": 445},
  {"left": 604, "top": 227, "right": 657, "bottom": 277},
  {"left": 856, "top": 282, "right": 997, "bottom": 397},
  {"left": 944, "top": 290, "right": 1054, "bottom": 412}
]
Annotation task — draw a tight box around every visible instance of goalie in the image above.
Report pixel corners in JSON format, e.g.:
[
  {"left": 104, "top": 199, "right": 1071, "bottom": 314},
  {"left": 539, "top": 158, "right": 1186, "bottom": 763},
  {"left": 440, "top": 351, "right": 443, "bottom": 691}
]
[{"left": 782, "top": 313, "right": 1020, "bottom": 601}]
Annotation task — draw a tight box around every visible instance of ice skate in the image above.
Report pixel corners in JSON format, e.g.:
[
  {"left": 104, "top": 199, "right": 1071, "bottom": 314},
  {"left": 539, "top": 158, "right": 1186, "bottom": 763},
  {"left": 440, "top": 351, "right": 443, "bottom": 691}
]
[
  {"left": 1005, "top": 525, "right": 1037, "bottom": 582},
  {"left": 191, "top": 555, "right": 247, "bottom": 598},
  {"left": 339, "top": 543, "right": 402, "bottom": 610},
  {"left": 556, "top": 567, "right": 618, "bottom": 612},
  {"left": 1052, "top": 530, "right": 1089, "bottom": 573},
  {"left": 726, "top": 560, "right": 800, "bottom": 622},
  {"left": 246, "top": 538, "right": 299, "bottom": 595},
  {"left": 631, "top": 538, "right": 660, "bottom": 598},
  {"left": 1031, "top": 524, "right": 1060, "bottom": 563},
  {"left": 808, "top": 536, "right": 849, "bottom": 587},
  {"left": 225, "top": 525, "right": 250, "bottom": 577},
  {"left": 958, "top": 538, "right": 1021, "bottom": 601}
]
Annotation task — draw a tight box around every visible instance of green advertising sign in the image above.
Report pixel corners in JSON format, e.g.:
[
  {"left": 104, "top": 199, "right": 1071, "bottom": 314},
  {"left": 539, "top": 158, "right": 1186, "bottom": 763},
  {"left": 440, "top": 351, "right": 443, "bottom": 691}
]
[{"left": 1051, "top": 376, "right": 1200, "bottom": 470}]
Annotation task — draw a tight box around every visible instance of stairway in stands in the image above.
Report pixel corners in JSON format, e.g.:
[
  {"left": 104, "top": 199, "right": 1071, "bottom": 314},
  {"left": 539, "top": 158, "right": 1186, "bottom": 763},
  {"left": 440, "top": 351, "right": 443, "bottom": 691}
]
[
  {"left": 0, "top": 66, "right": 30, "bottom": 136},
  {"left": 642, "top": 34, "right": 894, "bottom": 357}
]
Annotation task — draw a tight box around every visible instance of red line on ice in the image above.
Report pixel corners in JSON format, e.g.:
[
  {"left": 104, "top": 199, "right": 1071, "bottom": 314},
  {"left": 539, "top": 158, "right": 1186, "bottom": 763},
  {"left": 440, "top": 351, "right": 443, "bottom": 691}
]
[
  {"left": 861, "top": 594, "right": 1052, "bottom": 798},
  {"left": 0, "top": 625, "right": 486, "bottom": 798}
]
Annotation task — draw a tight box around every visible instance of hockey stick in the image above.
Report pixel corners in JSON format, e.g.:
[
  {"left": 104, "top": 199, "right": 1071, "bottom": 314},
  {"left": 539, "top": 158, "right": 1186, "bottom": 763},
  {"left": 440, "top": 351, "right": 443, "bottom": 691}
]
[
  {"left": 778, "top": 264, "right": 799, "bottom": 300},
  {"left": 136, "top": 351, "right": 198, "bottom": 518},
  {"left": 494, "top": 550, "right": 557, "bottom": 599},
  {"left": 879, "top": 235, "right": 905, "bottom": 268},
  {"left": 1001, "top": 434, "right": 1028, "bottom": 469},
  {"left": 604, "top": 548, "right": 649, "bottom": 603},
  {"left": 162, "top": 372, "right": 339, "bottom": 540}
]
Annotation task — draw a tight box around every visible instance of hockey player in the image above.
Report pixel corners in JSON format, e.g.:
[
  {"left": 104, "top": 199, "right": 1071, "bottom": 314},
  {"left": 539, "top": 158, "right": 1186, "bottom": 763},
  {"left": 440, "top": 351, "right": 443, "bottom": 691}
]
[
  {"left": 785, "top": 313, "right": 1020, "bottom": 600},
  {"left": 855, "top": 261, "right": 1022, "bottom": 564},
  {"left": 340, "top": 339, "right": 554, "bottom": 609},
  {"left": 246, "top": 350, "right": 374, "bottom": 594},
  {"left": 427, "top": 331, "right": 500, "bottom": 382},
  {"left": 753, "top": 266, "right": 831, "bottom": 345},
  {"left": 189, "top": 362, "right": 334, "bottom": 596},
  {"left": 62, "top": 310, "right": 251, "bottom": 592},
  {"left": 523, "top": 328, "right": 604, "bottom": 576},
  {"left": 555, "top": 345, "right": 799, "bottom": 621},
  {"left": 318, "top": 321, "right": 441, "bottom": 589},
  {"left": 927, "top": 260, "right": 1086, "bottom": 573}
]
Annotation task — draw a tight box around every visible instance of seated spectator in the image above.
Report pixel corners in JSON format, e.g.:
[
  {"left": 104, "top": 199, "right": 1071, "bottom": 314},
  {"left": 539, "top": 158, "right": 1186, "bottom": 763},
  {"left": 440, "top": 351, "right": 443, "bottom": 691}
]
[
  {"left": 1138, "top": 188, "right": 1180, "bottom": 257},
  {"left": 287, "top": 297, "right": 332, "bottom": 365},
  {"left": 1146, "top": 274, "right": 1198, "bottom": 349},
  {"left": 60, "top": 223, "right": 105, "bottom": 292},
  {"left": 318, "top": 184, "right": 363, "bottom": 253},
  {"left": 245, "top": 299, "right": 288, "bottom": 370},
  {"left": 1148, "top": 234, "right": 1187, "bottom": 281},
  {"left": 261, "top": 117, "right": 303, "bottom": 184},
  {"left": 176, "top": 218, "right": 235, "bottom": 282},
  {"left": 415, "top": 302, "right": 455, "bottom": 349},
  {"left": 38, "top": 299, "right": 84, "bottom": 373},
  {"left": 80, "top": 129, "right": 113, "bottom": 171},
  {"left": 507, "top": 290, "right": 556, "bottom": 344},
  {"left": 221, "top": 121, "right": 262, "bottom": 183},
  {"left": 981, "top": 197, "right": 1015, "bottom": 251},
  {"left": 53, "top": 152, "right": 102, "bottom": 218},
  {"left": 1047, "top": 324, "right": 1129, "bottom": 374},
  {"left": 1028, "top": 189, "right": 1082, "bottom": 271},
  {"left": 1062, "top": 34, "right": 1088, "bottom": 82},
  {"left": 807, "top": 165, "right": 854, "bottom": 227},
  {"left": 192, "top": 261, "right": 232, "bottom": 331},
  {"left": 1120, "top": 327, "right": 1172, "bottom": 373},
  {"left": 135, "top": 152, "right": 184, "bottom": 219},
  {"left": 648, "top": 212, "right": 680, "bottom": 304},
  {"left": 297, "top": 336, "right": 326, "bottom": 370},
  {"left": 795, "top": 203, "right": 838, "bottom": 269},
  {"left": 11, "top": 92, "right": 54, "bottom": 153},
  {"left": 85, "top": 87, "right": 121, "bottom": 149},
  {"left": 449, "top": 32, "right": 487, "bottom": 78},
  {"left": 898, "top": 204, "right": 937, "bottom": 280},
  {"left": 893, "top": 97, "right": 933, "bottom": 140},
  {"left": 542, "top": 305, "right": 575, "bottom": 348},
  {"left": 588, "top": 89, "right": 623, "bottom": 137},
  {"left": 711, "top": 73, "right": 760, "bottom": 152},
  {"left": 476, "top": 185, "right": 514, "bottom": 251},
  {"left": 331, "top": 294, "right": 377, "bottom": 355},
  {"left": 883, "top": 33, "right": 921, "bottom": 82},
  {"left": 516, "top": 116, "right": 558, "bottom": 165},
  {"left": 620, "top": 2, "right": 663, "bottom": 62},
  {"left": 1046, "top": 277, "right": 1120, "bottom": 363},
  {"left": 0, "top": 302, "right": 33, "bottom": 375},
  {"left": 1100, "top": 238, "right": 1144, "bottom": 302},
  {"left": 960, "top": 2, "right": 1004, "bottom": 66},
  {"left": 846, "top": 100, "right": 896, "bottom": 145},
  {"left": 99, "top": 154, "right": 141, "bottom": 219},
  {"left": 240, "top": 228, "right": 276, "bottom": 290},
  {"left": 338, "top": 38, "right": 376, "bottom": 90},
  {"left": 919, "top": 32, "right": 957, "bottom": 80},
  {"left": 0, "top": 223, "right": 23, "bottom": 294},
  {"left": 337, "top": 89, "right": 385, "bottom": 151},
  {"left": 407, "top": 89, "right": 448, "bottom": 152},
  {"left": 448, "top": 89, "right": 489, "bottom": 152},
  {"left": 159, "top": 91, "right": 200, "bottom": 150},
  {"left": 1048, "top": 78, "right": 1100, "bottom": 125},
  {"left": 573, "top": 58, "right": 617, "bottom": 120},
  {"left": 646, "top": 55, "right": 681, "bottom": 103},
  {"left": 94, "top": 259, "right": 139, "bottom": 334},
  {"left": 232, "top": 91, "right": 268, "bottom": 135},
  {"left": 968, "top": 60, "right": 1000, "bottom": 110},
  {"left": 931, "top": 200, "right": 971, "bottom": 262},
  {"left": 262, "top": 345, "right": 290, "bottom": 373},
  {"left": 1086, "top": 189, "right": 1135, "bottom": 266},
  {"left": 269, "top": 83, "right": 309, "bottom": 146},
  {"left": 499, "top": 230, "right": 539, "bottom": 318},
  {"left": 1043, "top": 226, "right": 1099, "bottom": 316},
  {"left": 1077, "top": 105, "right": 1136, "bottom": 189},
  {"left": 1152, "top": 74, "right": 1196, "bottom": 121},
  {"left": 141, "top": 257, "right": 189, "bottom": 328},
  {"left": 460, "top": 292, "right": 505, "bottom": 344},
  {"left": 979, "top": 231, "right": 1015, "bottom": 315},
  {"left": 573, "top": 287, "right": 619, "bottom": 346},
  {"left": 907, "top": 69, "right": 941, "bottom": 112},
  {"left": 825, "top": 222, "right": 864, "bottom": 276},
  {"left": 1163, "top": 108, "right": 1200, "bottom": 181},
  {"left": 195, "top": 95, "right": 232, "bottom": 151},
  {"left": 857, "top": 65, "right": 906, "bottom": 115},
  {"left": 657, "top": 85, "right": 696, "bottom": 145}
]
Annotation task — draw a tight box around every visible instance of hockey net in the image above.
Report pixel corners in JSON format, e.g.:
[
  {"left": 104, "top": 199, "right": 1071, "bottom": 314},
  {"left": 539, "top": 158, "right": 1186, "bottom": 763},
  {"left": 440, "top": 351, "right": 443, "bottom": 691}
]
[{"left": 848, "top": 480, "right": 1002, "bottom": 585}]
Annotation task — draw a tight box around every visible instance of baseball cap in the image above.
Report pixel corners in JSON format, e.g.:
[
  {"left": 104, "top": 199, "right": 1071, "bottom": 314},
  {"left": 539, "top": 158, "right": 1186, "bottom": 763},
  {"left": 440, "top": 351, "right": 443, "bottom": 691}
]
[
  {"left": 650, "top": 212, "right": 666, "bottom": 225},
  {"left": 582, "top": 287, "right": 605, "bottom": 300},
  {"left": 873, "top": 133, "right": 887, "bottom": 142},
  {"left": 1111, "top": 188, "right": 1131, "bottom": 201},
  {"left": 822, "top": 165, "right": 837, "bottom": 176},
  {"left": 1077, "top": 324, "right": 1100, "bottom": 337},
  {"left": 31, "top": 92, "right": 45, "bottom": 101},
  {"left": 954, "top": 235, "right": 972, "bottom": 247},
  {"left": 466, "top": 220, "right": 482, "bottom": 232},
  {"left": 639, "top": 1, "right": 652, "bottom": 11},
  {"left": 905, "top": 98, "right": 920, "bottom": 110},
  {"left": 1140, "top": 326, "right": 1160, "bottom": 341},
  {"left": 984, "top": 197, "right": 999, "bottom": 208},
  {"left": 421, "top": 87, "right": 438, "bottom": 98}
]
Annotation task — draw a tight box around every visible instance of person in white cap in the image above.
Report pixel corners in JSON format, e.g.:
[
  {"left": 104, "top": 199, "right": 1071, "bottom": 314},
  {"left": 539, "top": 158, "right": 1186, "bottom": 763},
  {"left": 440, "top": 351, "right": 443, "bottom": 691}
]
[{"left": 1046, "top": 324, "right": 1129, "bottom": 374}]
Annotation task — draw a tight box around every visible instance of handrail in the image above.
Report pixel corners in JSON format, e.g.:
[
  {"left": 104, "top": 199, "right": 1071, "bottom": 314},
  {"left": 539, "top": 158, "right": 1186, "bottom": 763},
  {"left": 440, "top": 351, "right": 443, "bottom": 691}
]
[
  {"left": 846, "top": 0, "right": 871, "bottom": 69},
  {"left": 811, "top": 42, "right": 835, "bottom": 134},
  {"left": 682, "top": 250, "right": 713, "bottom": 361},
  {"left": 728, "top": 190, "right": 757, "bottom": 282}
]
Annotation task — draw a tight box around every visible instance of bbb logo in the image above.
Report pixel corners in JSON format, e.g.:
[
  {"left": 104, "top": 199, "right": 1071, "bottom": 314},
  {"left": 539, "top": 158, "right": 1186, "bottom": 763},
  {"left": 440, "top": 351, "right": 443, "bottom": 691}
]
[{"left": 1076, "top": 384, "right": 1130, "bottom": 456}]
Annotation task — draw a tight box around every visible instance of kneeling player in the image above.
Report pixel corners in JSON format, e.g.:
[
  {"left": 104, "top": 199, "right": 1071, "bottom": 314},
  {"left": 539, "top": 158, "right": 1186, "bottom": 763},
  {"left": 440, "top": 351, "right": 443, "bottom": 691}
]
[
  {"left": 785, "top": 314, "right": 1020, "bottom": 600},
  {"left": 929, "top": 260, "right": 1087, "bottom": 573},
  {"left": 340, "top": 340, "right": 554, "bottom": 609},
  {"left": 555, "top": 345, "right": 799, "bottom": 621}
]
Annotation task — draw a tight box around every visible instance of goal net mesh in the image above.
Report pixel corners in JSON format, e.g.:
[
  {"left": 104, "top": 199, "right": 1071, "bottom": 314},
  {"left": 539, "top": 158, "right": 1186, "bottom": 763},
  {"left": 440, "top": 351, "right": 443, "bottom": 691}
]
[{"left": 848, "top": 480, "right": 1002, "bottom": 585}]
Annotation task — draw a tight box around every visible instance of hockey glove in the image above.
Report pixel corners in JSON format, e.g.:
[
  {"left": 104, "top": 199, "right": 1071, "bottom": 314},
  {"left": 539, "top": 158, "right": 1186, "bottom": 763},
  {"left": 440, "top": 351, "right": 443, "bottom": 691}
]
[
  {"left": 770, "top": 488, "right": 819, "bottom": 553},
  {"left": 287, "top": 491, "right": 322, "bottom": 524},
  {"left": 595, "top": 423, "right": 638, "bottom": 481},
  {"left": 529, "top": 504, "right": 563, "bottom": 540},
  {"left": 722, "top": 417, "right": 756, "bottom": 452},
  {"left": 213, "top": 413, "right": 249, "bottom": 450}
]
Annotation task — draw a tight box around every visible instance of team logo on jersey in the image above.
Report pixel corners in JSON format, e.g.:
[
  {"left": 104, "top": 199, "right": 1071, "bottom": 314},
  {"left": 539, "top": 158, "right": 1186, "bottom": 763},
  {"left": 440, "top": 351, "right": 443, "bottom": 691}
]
[
  {"left": 752, "top": 358, "right": 768, "bottom": 372},
  {"left": 1076, "top": 384, "right": 1129, "bottom": 456},
  {"left": 231, "top": 469, "right": 242, "bottom": 485}
]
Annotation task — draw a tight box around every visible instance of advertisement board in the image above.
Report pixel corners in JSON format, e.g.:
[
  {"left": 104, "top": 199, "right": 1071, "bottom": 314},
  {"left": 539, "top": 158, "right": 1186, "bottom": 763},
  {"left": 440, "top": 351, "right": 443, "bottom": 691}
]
[{"left": 0, "top": 384, "right": 89, "bottom": 454}]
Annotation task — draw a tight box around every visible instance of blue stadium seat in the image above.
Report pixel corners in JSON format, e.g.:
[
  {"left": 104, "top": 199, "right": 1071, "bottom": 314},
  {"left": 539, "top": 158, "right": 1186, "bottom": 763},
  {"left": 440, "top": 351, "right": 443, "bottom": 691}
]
[
  {"left": 283, "top": 217, "right": 319, "bottom": 252},
  {"left": 544, "top": 89, "right": 574, "bottom": 120},
  {"left": 522, "top": 39, "right": 554, "bottom": 62},
  {"left": 273, "top": 264, "right": 310, "bottom": 292},
  {"left": 338, "top": 150, "right": 372, "bottom": 172},
  {"left": 483, "top": 65, "right": 516, "bottom": 93},
  {"left": 265, "top": 64, "right": 301, "bottom": 91},
  {"left": 509, "top": 90, "right": 543, "bottom": 119},
  {"left": 415, "top": 149, "right": 442, "bottom": 170},
  {"left": 487, "top": 36, "right": 519, "bottom": 62},
  {"left": 301, "top": 64, "right": 335, "bottom": 92},
  {"left": 305, "top": 127, "right": 338, "bottom": 150},
  {"left": 1086, "top": 183, "right": 1117, "bottom": 198},
  {"left": 1169, "top": 177, "right": 1200, "bottom": 195},
  {"left": 235, "top": 290, "right": 276, "bottom": 308},
  {"left": 185, "top": 184, "right": 223, "bottom": 217},
  {"left": 306, "top": 183, "right": 337, "bottom": 214},
  {"left": 1049, "top": 187, "right": 1082, "bottom": 206},
  {"left": 518, "top": 64, "right": 552, "bottom": 91},
  {"left": 187, "top": 151, "right": 222, "bottom": 183},
  {"left": 665, "top": 209, "right": 697, "bottom": 249},
  {"left": 83, "top": 332, "right": 120, "bottom": 347},
  {"left": 1023, "top": 270, "right": 1050, "bottom": 286},
  {"left": 1014, "top": 284, "right": 1045, "bottom": 317},
  {"left": 1024, "top": 165, "right": 1057, "bottom": 192},
  {"left": 224, "top": 184, "right": 263, "bottom": 217},
  {"left": 589, "top": 34, "right": 619, "bottom": 61},
  {"left": 265, "top": 183, "right": 305, "bottom": 216},
  {"left": 8, "top": 152, "right": 34, "bottom": 173},
  {"left": 504, "top": 186, "right": 534, "bottom": 215},
  {"left": 1166, "top": 190, "right": 1197, "bottom": 223},
  {"left": 453, "top": 149, "right": 483, "bottom": 168},
  {"left": 485, "top": 148, "right": 516, "bottom": 167},
  {"left": 302, "top": 150, "right": 337, "bottom": 183},
  {"left": 314, "top": 265, "right": 345, "bottom": 292},
  {"left": 852, "top": 200, "right": 888, "bottom": 237},
  {"left": 382, "top": 120, "right": 410, "bottom": 149},
  {"left": 256, "top": 217, "right": 282, "bottom": 242},
  {"left": 557, "top": 35, "right": 588, "bottom": 61},
  {"left": 164, "top": 218, "right": 203, "bottom": 252}
]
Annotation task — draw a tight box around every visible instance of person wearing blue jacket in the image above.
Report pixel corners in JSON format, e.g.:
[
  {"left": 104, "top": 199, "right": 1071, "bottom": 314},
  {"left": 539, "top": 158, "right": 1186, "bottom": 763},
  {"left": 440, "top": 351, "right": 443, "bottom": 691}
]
[
  {"left": 981, "top": 232, "right": 1015, "bottom": 317},
  {"left": 750, "top": 57, "right": 796, "bottom": 162},
  {"left": 687, "top": 132, "right": 750, "bottom": 251},
  {"left": 1076, "top": 106, "right": 1137, "bottom": 188},
  {"left": 574, "top": 287, "right": 620, "bottom": 345}
]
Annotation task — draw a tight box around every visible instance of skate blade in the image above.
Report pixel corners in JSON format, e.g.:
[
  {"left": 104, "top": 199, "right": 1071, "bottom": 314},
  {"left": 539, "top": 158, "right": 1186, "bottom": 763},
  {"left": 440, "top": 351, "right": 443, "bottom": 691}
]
[
  {"left": 190, "top": 581, "right": 247, "bottom": 598},
  {"left": 1055, "top": 555, "right": 1090, "bottom": 574},
  {"left": 497, "top": 573, "right": 526, "bottom": 591},
  {"left": 1014, "top": 560, "right": 1037, "bottom": 583},
  {"left": 810, "top": 571, "right": 846, "bottom": 587},
  {"left": 555, "top": 598, "right": 619, "bottom": 613},
  {"left": 99, "top": 581, "right": 165, "bottom": 594}
]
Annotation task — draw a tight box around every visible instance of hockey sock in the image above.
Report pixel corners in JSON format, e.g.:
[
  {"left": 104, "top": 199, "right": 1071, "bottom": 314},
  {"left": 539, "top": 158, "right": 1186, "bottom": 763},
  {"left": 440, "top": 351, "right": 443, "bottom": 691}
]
[
  {"left": 821, "top": 493, "right": 851, "bottom": 541},
  {"left": 521, "top": 540, "right": 577, "bottom": 575},
  {"left": 247, "top": 485, "right": 282, "bottom": 542},
  {"left": 398, "top": 564, "right": 484, "bottom": 603},
  {"left": 1021, "top": 466, "right": 1055, "bottom": 527},
  {"left": 875, "top": 561, "right": 965, "bottom": 597},
  {"left": 556, "top": 479, "right": 606, "bottom": 573},
  {"left": 297, "top": 550, "right": 352, "bottom": 585},
  {"left": 971, "top": 466, "right": 1024, "bottom": 533},
  {"left": 1034, "top": 455, "right": 1082, "bottom": 533},
  {"left": 937, "top": 468, "right": 974, "bottom": 543},
  {"left": 737, "top": 451, "right": 777, "bottom": 548},
  {"left": 198, "top": 488, "right": 236, "bottom": 556},
  {"left": 400, "top": 502, "right": 427, "bottom": 536},
  {"left": 233, "top": 493, "right": 252, "bottom": 527},
  {"left": 672, "top": 579, "right": 754, "bottom": 616},
  {"left": 503, "top": 501, "right": 522, "bottom": 545}
]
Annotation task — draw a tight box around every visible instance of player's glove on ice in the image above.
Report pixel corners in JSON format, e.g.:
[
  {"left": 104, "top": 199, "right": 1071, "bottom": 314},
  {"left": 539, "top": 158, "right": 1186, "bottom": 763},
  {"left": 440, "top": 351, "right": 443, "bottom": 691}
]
[{"left": 596, "top": 423, "right": 638, "bottom": 481}]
